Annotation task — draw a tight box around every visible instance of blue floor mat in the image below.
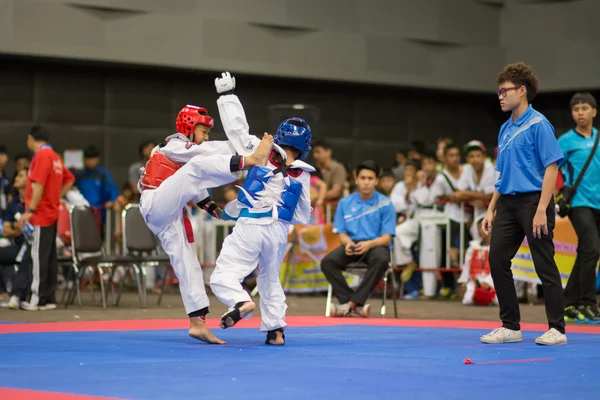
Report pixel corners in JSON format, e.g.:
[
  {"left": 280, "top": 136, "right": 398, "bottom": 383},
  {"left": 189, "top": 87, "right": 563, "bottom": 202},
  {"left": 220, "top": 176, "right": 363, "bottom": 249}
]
[{"left": 1, "top": 326, "right": 599, "bottom": 400}]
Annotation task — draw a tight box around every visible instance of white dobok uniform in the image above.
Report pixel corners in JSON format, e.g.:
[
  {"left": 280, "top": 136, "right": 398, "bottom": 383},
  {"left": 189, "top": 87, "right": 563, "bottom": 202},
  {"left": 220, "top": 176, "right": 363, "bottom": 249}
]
[
  {"left": 209, "top": 102, "right": 313, "bottom": 332},
  {"left": 139, "top": 94, "right": 260, "bottom": 315}
]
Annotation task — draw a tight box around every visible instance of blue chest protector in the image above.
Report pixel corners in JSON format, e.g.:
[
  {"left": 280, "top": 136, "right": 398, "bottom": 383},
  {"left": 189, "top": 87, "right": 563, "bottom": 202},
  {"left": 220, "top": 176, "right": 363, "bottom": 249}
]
[{"left": 237, "top": 165, "right": 302, "bottom": 223}]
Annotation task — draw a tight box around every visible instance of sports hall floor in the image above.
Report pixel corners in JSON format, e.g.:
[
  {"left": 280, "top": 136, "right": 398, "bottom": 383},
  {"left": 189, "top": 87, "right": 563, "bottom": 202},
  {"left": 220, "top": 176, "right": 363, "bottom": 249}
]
[{"left": 1, "top": 292, "right": 599, "bottom": 399}]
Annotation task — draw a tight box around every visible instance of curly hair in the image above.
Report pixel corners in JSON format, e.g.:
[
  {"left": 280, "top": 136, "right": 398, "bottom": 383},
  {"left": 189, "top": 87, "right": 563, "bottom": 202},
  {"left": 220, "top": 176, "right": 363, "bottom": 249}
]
[{"left": 497, "top": 62, "right": 539, "bottom": 102}]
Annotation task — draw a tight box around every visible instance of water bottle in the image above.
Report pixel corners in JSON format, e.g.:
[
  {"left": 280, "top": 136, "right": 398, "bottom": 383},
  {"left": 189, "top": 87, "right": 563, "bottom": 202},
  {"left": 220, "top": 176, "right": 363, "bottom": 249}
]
[{"left": 22, "top": 222, "right": 34, "bottom": 240}]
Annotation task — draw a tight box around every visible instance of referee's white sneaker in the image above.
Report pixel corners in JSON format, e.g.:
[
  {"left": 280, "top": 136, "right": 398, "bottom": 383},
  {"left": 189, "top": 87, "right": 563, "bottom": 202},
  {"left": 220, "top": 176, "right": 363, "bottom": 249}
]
[
  {"left": 535, "top": 328, "right": 567, "bottom": 346},
  {"left": 480, "top": 327, "right": 522, "bottom": 344}
]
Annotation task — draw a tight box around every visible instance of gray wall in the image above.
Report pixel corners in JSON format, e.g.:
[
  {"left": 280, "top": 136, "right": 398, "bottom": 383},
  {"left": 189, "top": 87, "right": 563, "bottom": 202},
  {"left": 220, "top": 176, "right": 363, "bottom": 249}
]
[{"left": 0, "top": 0, "right": 598, "bottom": 92}]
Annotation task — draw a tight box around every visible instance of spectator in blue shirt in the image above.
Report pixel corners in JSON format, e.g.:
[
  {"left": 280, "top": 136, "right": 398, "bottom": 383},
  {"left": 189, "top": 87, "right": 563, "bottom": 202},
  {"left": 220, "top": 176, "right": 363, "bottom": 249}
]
[
  {"left": 321, "top": 160, "right": 396, "bottom": 318},
  {"left": 72, "top": 146, "right": 119, "bottom": 223},
  {"left": 558, "top": 93, "right": 600, "bottom": 324},
  {"left": 481, "top": 62, "right": 566, "bottom": 346}
]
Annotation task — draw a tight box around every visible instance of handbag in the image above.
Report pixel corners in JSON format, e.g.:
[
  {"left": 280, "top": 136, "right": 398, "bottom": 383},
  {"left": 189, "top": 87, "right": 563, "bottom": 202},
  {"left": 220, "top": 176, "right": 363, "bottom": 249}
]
[{"left": 556, "top": 130, "right": 599, "bottom": 217}]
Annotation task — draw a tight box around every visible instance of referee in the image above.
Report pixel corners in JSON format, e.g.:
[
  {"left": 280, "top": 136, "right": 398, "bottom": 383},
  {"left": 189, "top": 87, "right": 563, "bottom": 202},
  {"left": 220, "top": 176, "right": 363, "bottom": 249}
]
[{"left": 481, "top": 62, "right": 567, "bottom": 346}]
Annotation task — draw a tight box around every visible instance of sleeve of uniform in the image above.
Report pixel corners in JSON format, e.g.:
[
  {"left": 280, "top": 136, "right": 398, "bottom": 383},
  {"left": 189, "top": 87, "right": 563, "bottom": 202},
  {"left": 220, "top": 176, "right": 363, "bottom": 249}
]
[
  {"left": 291, "top": 171, "right": 313, "bottom": 225},
  {"left": 381, "top": 198, "right": 397, "bottom": 237},
  {"left": 29, "top": 152, "right": 51, "bottom": 186},
  {"left": 217, "top": 94, "right": 261, "bottom": 156},
  {"left": 557, "top": 132, "right": 571, "bottom": 173},
  {"left": 389, "top": 182, "right": 407, "bottom": 214},
  {"left": 430, "top": 175, "right": 447, "bottom": 199},
  {"left": 536, "top": 121, "right": 564, "bottom": 167},
  {"left": 332, "top": 197, "right": 347, "bottom": 235},
  {"left": 191, "top": 189, "right": 210, "bottom": 204},
  {"left": 160, "top": 139, "right": 234, "bottom": 164},
  {"left": 412, "top": 185, "right": 434, "bottom": 207}
]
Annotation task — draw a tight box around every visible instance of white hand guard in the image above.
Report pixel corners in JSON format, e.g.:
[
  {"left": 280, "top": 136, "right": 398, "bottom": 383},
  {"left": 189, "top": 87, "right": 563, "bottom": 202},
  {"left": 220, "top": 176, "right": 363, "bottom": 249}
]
[{"left": 215, "top": 71, "right": 236, "bottom": 94}]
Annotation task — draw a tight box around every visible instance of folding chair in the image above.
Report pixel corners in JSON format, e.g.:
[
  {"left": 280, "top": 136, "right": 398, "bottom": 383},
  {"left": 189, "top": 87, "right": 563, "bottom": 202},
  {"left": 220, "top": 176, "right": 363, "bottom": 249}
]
[
  {"left": 64, "top": 205, "right": 137, "bottom": 309},
  {"left": 121, "top": 204, "right": 171, "bottom": 307},
  {"left": 325, "top": 249, "right": 398, "bottom": 318}
]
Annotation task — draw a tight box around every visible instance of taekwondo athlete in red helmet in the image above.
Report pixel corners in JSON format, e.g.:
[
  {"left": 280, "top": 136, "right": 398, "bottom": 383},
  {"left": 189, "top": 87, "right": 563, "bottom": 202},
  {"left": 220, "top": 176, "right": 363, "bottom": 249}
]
[{"left": 138, "top": 72, "right": 273, "bottom": 344}]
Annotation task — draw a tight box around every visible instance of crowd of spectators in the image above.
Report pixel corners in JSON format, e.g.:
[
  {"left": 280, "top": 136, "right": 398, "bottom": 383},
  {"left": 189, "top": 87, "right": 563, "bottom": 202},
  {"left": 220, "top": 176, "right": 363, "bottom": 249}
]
[{"left": 1, "top": 92, "right": 599, "bottom": 322}]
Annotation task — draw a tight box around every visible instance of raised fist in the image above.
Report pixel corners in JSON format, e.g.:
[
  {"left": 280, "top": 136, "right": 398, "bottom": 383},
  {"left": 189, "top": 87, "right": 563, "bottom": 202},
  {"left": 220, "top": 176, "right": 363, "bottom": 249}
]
[{"left": 215, "top": 71, "right": 236, "bottom": 94}]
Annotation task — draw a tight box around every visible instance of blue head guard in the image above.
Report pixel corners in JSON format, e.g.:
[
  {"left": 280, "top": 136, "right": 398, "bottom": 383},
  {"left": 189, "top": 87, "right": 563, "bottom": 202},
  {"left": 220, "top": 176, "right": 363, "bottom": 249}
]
[{"left": 274, "top": 118, "right": 312, "bottom": 161}]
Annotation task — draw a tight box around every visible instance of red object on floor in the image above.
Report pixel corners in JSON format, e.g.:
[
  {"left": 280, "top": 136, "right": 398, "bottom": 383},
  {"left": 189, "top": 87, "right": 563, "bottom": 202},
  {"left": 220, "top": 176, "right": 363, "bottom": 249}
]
[{"left": 464, "top": 358, "right": 472, "bottom": 364}]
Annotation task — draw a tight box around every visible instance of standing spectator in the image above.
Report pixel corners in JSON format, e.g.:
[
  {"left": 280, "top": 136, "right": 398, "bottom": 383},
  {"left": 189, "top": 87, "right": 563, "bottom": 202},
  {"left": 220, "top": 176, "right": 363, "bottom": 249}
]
[
  {"left": 72, "top": 145, "right": 119, "bottom": 224},
  {"left": 435, "top": 138, "right": 453, "bottom": 172},
  {"left": 452, "top": 140, "right": 497, "bottom": 241},
  {"left": 558, "top": 92, "right": 600, "bottom": 324},
  {"left": 19, "top": 125, "right": 75, "bottom": 311},
  {"left": 431, "top": 145, "right": 471, "bottom": 265},
  {"left": 128, "top": 140, "right": 156, "bottom": 198},
  {"left": 392, "top": 148, "right": 408, "bottom": 181},
  {"left": 481, "top": 62, "right": 566, "bottom": 345},
  {"left": 321, "top": 160, "right": 396, "bottom": 318},
  {"left": 431, "top": 144, "right": 471, "bottom": 298},
  {"left": 2, "top": 168, "right": 31, "bottom": 309},
  {"left": 309, "top": 170, "right": 327, "bottom": 224},
  {"left": 311, "top": 141, "right": 347, "bottom": 202},
  {"left": 0, "top": 146, "right": 10, "bottom": 212}
]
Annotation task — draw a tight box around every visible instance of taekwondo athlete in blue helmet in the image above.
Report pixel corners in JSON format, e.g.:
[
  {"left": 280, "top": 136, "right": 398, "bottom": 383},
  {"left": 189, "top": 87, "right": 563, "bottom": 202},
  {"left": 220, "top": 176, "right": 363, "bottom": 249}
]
[{"left": 210, "top": 117, "right": 314, "bottom": 346}]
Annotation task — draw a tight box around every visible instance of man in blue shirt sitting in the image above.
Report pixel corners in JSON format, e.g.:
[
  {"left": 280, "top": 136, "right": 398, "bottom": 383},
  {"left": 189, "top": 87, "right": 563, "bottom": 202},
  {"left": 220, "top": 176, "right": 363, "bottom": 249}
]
[
  {"left": 321, "top": 160, "right": 396, "bottom": 318},
  {"left": 72, "top": 145, "right": 119, "bottom": 224},
  {"left": 558, "top": 93, "right": 600, "bottom": 324}
]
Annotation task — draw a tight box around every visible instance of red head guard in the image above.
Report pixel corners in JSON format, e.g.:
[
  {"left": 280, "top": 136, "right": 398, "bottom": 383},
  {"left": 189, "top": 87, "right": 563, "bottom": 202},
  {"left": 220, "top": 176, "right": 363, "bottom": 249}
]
[{"left": 175, "top": 105, "right": 214, "bottom": 139}]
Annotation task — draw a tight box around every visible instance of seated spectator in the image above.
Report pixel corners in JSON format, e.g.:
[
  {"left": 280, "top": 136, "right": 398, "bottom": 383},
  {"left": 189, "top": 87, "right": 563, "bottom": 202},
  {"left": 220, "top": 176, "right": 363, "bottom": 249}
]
[
  {"left": 321, "top": 160, "right": 396, "bottom": 318},
  {"left": 72, "top": 145, "right": 119, "bottom": 224},
  {"left": 377, "top": 170, "right": 396, "bottom": 198},
  {"left": 0, "top": 145, "right": 10, "bottom": 212},
  {"left": 113, "top": 183, "right": 136, "bottom": 246},
  {"left": 391, "top": 160, "right": 435, "bottom": 283},
  {"left": 457, "top": 217, "right": 497, "bottom": 306},
  {"left": 1, "top": 168, "right": 32, "bottom": 309},
  {"left": 309, "top": 170, "right": 327, "bottom": 224},
  {"left": 11, "top": 153, "right": 31, "bottom": 199}
]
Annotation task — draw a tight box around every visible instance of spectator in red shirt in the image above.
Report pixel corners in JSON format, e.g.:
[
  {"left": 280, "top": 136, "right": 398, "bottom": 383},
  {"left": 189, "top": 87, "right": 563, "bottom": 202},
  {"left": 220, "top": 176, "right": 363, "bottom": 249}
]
[{"left": 19, "top": 125, "right": 74, "bottom": 311}]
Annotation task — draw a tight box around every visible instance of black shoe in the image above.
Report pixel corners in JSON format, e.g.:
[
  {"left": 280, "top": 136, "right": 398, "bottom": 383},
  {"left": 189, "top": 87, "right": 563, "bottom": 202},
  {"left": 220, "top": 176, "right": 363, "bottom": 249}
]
[
  {"left": 578, "top": 305, "right": 600, "bottom": 325},
  {"left": 564, "top": 306, "right": 586, "bottom": 323}
]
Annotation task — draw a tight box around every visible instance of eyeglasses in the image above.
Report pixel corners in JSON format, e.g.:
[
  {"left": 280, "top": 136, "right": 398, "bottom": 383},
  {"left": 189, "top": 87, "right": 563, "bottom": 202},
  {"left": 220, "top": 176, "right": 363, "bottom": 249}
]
[{"left": 497, "top": 86, "right": 521, "bottom": 98}]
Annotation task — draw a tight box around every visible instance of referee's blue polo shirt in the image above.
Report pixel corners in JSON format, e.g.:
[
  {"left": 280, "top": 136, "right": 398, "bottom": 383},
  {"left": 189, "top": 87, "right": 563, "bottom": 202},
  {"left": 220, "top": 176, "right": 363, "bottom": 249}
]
[
  {"left": 333, "top": 190, "right": 396, "bottom": 242},
  {"left": 495, "top": 105, "right": 564, "bottom": 195}
]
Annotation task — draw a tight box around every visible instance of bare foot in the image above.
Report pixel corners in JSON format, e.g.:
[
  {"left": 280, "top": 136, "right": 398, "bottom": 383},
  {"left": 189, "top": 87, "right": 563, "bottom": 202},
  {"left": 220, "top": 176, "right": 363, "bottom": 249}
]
[
  {"left": 220, "top": 301, "right": 256, "bottom": 329},
  {"left": 266, "top": 330, "right": 285, "bottom": 346},
  {"left": 188, "top": 317, "right": 225, "bottom": 344},
  {"left": 244, "top": 133, "right": 273, "bottom": 168}
]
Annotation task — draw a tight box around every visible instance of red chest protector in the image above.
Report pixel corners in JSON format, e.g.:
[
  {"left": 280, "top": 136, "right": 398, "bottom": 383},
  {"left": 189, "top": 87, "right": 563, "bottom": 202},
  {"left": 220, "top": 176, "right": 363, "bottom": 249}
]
[
  {"left": 141, "top": 151, "right": 183, "bottom": 190},
  {"left": 469, "top": 247, "right": 491, "bottom": 282},
  {"left": 141, "top": 151, "right": 195, "bottom": 243}
]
